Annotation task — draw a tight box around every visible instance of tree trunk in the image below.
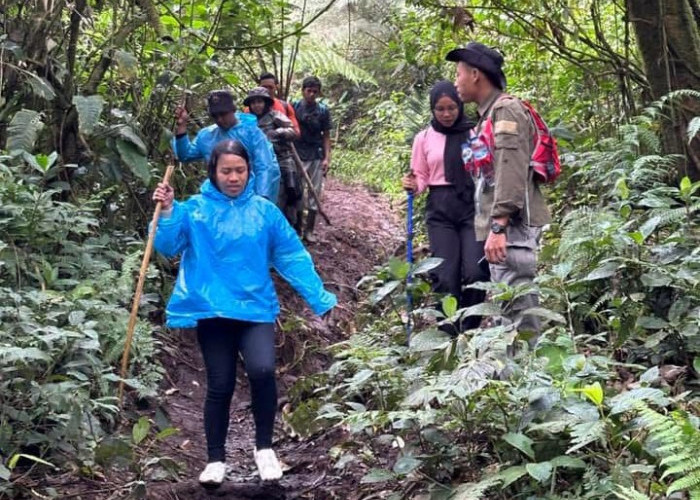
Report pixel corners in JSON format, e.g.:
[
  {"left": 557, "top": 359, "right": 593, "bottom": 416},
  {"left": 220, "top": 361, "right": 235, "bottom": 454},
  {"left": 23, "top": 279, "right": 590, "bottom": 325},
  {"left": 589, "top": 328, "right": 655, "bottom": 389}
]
[{"left": 628, "top": 0, "right": 700, "bottom": 180}]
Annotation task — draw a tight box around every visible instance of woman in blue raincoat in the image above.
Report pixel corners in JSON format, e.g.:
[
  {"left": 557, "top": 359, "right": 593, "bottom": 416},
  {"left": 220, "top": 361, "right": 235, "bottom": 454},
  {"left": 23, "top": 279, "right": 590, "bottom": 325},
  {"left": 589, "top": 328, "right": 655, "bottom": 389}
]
[{"left": 152, "top": 139, "right": 336, "bottom": 487}]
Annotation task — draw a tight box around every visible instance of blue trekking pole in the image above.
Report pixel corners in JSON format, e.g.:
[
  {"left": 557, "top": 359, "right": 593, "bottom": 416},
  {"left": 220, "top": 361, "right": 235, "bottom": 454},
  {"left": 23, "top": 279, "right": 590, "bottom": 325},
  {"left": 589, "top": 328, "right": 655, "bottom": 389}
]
[{"left": 406, "top": 187, "right": 414, "bottom": 344}]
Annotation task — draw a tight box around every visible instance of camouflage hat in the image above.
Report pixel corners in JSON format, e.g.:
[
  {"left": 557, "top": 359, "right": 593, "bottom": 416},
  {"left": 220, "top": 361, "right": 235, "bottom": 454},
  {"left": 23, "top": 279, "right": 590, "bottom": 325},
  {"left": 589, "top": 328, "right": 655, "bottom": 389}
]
[{"left": 243, "top": 87, "right": 274, "bottom": 107}]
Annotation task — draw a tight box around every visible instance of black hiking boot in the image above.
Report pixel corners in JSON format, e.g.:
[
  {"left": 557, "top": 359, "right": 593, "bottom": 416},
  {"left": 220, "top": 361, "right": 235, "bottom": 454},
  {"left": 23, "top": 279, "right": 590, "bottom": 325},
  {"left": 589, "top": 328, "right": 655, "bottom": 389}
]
[{"left": 304, "top": 210, "right": 317, "bottom": 243}]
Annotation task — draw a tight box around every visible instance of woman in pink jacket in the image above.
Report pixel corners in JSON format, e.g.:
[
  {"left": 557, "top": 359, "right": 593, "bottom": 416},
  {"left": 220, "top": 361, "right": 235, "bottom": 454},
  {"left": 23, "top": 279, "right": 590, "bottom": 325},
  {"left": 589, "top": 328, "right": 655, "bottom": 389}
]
[{"left": 401, "top": 80, "right": 489, "bottom": 334}]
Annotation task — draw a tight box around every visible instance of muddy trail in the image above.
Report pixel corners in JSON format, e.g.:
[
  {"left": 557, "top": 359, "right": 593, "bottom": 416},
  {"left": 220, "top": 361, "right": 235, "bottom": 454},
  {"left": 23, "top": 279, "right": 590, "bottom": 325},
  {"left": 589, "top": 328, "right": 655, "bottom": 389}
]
[{"left": 137, "top": 178, "right": 401, "bottom": 500}]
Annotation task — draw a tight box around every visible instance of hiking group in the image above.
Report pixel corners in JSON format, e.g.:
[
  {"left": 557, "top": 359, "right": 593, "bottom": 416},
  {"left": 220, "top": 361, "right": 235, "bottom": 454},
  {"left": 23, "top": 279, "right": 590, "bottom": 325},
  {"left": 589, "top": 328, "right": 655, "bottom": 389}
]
[{"left": 151, "top": 41, "right": 557, "bottom": 488}]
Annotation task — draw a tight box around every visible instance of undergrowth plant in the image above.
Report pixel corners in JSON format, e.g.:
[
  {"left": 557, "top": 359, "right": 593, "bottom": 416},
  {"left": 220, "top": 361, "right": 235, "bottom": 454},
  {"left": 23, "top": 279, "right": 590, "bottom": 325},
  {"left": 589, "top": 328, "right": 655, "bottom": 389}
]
[
  {"left": 287, "top": 92, "right": 700, "bottom": 499},
  {"left": 0, "top": 153, "right": 166, "bottom": 497}
]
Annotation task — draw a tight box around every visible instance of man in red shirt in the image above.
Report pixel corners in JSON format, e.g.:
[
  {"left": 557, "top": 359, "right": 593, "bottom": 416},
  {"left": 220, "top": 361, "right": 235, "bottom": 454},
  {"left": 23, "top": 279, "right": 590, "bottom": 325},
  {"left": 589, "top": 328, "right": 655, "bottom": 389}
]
[{"left": 255, "top": 72, "right": 300, "bottom": 135}]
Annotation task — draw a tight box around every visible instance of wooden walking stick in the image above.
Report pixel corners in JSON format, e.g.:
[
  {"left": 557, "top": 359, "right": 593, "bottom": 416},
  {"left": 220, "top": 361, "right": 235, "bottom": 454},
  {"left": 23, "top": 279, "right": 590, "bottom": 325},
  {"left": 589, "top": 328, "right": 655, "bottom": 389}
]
[
  {"left": 118, "top": 164, "right": 176, "bottom": 405},
  {"left": 290, "top": 144, "right": 332, "bottom": 225}
]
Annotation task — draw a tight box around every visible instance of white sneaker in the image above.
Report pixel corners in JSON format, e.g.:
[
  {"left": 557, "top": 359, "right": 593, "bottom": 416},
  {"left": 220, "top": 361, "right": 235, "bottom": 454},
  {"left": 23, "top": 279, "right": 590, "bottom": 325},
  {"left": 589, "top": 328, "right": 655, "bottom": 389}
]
[
  {"left": 198, "top": 461, "right": 226, "bottom": 487},
  {"left": 254, "top": 448, "right": 283, "bottom": 481}
]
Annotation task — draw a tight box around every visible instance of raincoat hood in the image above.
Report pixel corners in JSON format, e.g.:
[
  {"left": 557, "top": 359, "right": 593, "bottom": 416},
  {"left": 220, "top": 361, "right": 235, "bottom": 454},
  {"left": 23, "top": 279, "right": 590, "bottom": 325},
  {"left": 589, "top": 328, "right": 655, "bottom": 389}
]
[{"left": 201, "top": 172, "right": 256, "bottom": 205}]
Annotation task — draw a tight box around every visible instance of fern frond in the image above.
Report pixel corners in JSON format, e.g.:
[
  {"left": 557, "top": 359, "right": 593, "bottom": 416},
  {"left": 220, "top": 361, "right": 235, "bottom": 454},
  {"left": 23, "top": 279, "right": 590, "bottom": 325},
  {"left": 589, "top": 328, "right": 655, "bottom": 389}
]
[
  {"left": 688, "top": 116, "right": 700, "bottom": 143},
  {"left": 614, "top": 485, "right": 651, "bottom": 500},
  {"left": 638, "top": 405, "right": 700, "bottom": 497},
  {"left": 566, "top": 420, "right": 606, "bottom": 453},
  {"left": 295, "top": 42, "right": 378, "bottom": 86},
  {"left": 643, "top": 89, "right": 700, "bottom": 120},
  {"left": 452, "top": 475, "right": 501, "bottom": 499},
  {"left": 648, "top": 206, "right": 696, "bottom": 229}
]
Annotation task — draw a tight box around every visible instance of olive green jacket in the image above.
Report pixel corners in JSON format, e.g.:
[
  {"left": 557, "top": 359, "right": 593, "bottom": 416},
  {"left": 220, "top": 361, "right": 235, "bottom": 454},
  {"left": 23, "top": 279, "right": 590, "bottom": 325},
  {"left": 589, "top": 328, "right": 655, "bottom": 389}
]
[{"left": 474, "top": 91, "right": 552, "bottom": 241}]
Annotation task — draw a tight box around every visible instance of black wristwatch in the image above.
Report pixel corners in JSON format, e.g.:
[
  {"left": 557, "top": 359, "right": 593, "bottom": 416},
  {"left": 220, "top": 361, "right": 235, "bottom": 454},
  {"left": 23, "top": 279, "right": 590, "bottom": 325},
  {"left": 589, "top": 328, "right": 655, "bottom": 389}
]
[{"left": 490, "top": 221, "right": 507, "bottom": 234}]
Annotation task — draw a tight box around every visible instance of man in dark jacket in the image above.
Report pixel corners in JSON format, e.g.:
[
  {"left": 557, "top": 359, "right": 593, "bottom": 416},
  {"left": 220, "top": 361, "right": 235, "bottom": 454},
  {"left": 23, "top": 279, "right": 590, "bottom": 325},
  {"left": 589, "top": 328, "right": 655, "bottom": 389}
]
[{"left": 293, "top": 76, "right": 332, "bottom": 243}]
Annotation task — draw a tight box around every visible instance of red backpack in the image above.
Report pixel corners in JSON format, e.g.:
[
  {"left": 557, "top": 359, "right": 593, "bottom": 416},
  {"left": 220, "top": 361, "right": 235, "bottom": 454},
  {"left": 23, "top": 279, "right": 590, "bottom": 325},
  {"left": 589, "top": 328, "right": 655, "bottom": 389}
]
[{"left": 475, "top": 95, "right": 561, "bottom": 183}]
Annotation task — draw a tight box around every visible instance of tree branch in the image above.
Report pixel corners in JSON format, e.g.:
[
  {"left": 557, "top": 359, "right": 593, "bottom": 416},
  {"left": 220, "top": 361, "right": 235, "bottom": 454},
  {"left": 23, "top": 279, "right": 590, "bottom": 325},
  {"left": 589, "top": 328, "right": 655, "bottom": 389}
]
[{"left": 156, "top": 0, "right": 338, "bottom": 51}]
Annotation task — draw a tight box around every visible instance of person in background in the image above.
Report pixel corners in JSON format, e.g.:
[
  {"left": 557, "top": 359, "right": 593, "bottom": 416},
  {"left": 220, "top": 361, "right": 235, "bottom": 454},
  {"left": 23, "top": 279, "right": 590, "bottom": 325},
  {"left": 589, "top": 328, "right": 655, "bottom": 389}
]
[
  {"left": 152, "top": 139, "right": 336, "bottom": 487},
  {"left": 402, "top": 80, "right": 489, "bottom": 334},
  {"left": 256, "top": 72, "right": 300, "bottom": 135},
  {"left": 293, "top": 76, "right": 332, "bottom": 243},
  {"left": 173, "top": 89, "right": 280, "bottom": 201},
  {"left": 244, "top": 87, "right": 303, "bottom": 231}
]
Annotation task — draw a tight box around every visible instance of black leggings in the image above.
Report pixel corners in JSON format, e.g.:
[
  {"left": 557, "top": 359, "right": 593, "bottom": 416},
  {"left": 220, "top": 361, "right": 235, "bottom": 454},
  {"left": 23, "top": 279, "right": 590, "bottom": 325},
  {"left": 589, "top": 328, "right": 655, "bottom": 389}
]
[
  {"left": 196, "top": 318, "right": 277, "bottom": 462},
  {"left": 426, "top": 186, "right": 490, "bottom": 330}
]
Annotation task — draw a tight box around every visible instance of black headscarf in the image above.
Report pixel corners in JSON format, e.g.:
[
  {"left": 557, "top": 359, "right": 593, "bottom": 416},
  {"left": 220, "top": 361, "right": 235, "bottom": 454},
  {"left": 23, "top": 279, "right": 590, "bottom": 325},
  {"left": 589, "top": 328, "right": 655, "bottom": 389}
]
[{"left": 429, "top": 80, "right": 475, "bottom": 201}]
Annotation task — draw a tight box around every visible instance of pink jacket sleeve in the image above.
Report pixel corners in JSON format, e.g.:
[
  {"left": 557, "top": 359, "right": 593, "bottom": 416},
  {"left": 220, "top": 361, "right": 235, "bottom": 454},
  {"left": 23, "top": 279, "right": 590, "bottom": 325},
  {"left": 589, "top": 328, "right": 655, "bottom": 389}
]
[{"left": 410, "top": 130, "right": 429, "bottom": 194}]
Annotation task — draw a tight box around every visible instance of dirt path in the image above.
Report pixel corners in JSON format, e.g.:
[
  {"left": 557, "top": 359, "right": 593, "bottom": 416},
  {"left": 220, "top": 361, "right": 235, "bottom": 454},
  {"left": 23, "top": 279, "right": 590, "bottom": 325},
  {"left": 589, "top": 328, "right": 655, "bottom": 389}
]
[{"left": 145, "top": 178, "right": 402, "bottom": 499}]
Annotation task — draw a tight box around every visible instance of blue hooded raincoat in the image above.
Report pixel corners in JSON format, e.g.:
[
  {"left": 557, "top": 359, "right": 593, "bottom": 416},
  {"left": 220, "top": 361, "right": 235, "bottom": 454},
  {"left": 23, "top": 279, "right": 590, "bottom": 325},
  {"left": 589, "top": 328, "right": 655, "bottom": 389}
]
[
  {"left": 152, "top": 175, "right": 337, "bottom": 328},
  {"left": 172, "top": 113, "right": 281, "bottom": 201}
]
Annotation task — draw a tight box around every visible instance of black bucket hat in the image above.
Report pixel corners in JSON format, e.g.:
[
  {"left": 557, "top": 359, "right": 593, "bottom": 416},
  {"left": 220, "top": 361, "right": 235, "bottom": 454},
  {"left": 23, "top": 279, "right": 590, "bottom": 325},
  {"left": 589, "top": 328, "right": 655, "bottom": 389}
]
[
  {"left": 207, "top": 90, "right": 236, "bottom": 115},
  {"left": 243, "top": 87, "right": 274, "bottom": 107},
  {"left": 446, "top": 42, "right": 507, "bottom": 90}
]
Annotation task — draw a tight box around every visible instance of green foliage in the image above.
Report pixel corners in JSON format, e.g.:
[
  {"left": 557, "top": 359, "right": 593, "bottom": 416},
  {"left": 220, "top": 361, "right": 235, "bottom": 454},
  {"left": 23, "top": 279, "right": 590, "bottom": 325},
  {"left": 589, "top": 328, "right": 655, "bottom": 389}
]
[
  {"left": 73, "top": 95, "right": 105, "bottom": 136},
  {"left": 638, "top": 405, "right": 700, "bottom": 497},
  {"left": 288, "top": 91, "right": 700, "bottom": 499},
  {"left": 0, "top": 153, "right": 165, "bottom": 496},
  {"left": 6, "top": 110, "right": 44, "bottom": 153},
  {"left": 295, "top": 42, "right": 378, "bottom": 86}
]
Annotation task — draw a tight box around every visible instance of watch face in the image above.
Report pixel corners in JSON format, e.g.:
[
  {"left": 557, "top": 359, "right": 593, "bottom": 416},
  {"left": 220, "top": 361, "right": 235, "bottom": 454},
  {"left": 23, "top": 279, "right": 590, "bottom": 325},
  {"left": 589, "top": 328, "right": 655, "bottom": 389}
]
[{"left": 491, "top": 222, "right": 505, "bottom": 234}]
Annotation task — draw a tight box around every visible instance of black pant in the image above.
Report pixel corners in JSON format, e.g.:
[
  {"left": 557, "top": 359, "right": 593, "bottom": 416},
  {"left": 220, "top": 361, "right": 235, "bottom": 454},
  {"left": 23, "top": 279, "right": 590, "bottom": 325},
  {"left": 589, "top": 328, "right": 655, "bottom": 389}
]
[
  {"left": 196, "top": 318, "right": 277, "bottom": 462},
  {"left": 426, "top": 186, "right": 490, "bottom": 331}
]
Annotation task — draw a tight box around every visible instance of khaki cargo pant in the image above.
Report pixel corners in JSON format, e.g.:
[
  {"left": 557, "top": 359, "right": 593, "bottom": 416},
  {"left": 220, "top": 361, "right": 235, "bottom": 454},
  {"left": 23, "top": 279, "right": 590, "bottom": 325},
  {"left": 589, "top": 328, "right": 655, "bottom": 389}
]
[
  {"left": 301, "top": 158, "right": 323, "bottom": 211},
  {"left": 489, "top": 222, "right": 542, "bottom": 345}
]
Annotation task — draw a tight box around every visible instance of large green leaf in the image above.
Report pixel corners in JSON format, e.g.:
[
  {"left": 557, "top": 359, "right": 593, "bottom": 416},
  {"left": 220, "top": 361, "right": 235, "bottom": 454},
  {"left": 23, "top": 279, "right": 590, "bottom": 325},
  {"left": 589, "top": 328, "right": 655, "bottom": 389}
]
[
  {"left": 409, "top": 328, "right": 452, "bottom": 352},
  {"left": 114, "top": 50, "right": 138, "bottom": 79},
  {"left": 496, "top": 465, "right": 527, "bottom": 488},
  {"left": 526, "top": 461, "right": 553, "bottom": 483},
  {"left": 503, "top": 432, "right": 535, "bottom": 460},
  {"left": 392, "top": 455, "right": 422, "bottom": 475},
  {"left": 115, "top": 125, "right": 148, "bottom": 155},
  {"left": 73, "top": 95, "right": 104, "bottom": 135},
  {"left": 550, "top": 455, "right": 586, "bottom": 469},
  {"left": 0, "top": 346, "right": 51, "bottom": 363},
  {"left": 370, "top": 279, "right": 400, "bottom": 304},
  {"left": 132, "top": 416, "right": 150, "bottom": 445},
  {"left": 116, "top": 139, "right": 151, "bottom": 184},
  {"left": 7, "top": 109, "right": 44, "bottom": 153},
  {"left": 26, "top": 73, "right": 56, "bottom": 100}
]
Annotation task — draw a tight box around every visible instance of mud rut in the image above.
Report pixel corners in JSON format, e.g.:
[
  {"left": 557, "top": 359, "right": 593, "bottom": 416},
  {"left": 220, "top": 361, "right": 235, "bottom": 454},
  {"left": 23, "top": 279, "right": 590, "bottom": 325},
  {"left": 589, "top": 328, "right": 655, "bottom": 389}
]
[{"left": 141, "top": 178, "right": 402, "bottom": 500}]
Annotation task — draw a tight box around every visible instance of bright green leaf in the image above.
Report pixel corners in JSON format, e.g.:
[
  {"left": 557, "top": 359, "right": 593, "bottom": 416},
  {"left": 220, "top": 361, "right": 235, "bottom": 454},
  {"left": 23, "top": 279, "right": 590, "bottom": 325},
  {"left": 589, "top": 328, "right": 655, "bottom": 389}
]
[
  {"left": 442, "top": 295, "right": 458, "bottom": 317},
  {"left": 578, "top": 382, "right": 604, "bottom": 407},
  {"left": 497, "top": 465, "right": 527, "bottom": 488},
  {"left": 132, "top": 416, "right": 150, "bottom": 445}
]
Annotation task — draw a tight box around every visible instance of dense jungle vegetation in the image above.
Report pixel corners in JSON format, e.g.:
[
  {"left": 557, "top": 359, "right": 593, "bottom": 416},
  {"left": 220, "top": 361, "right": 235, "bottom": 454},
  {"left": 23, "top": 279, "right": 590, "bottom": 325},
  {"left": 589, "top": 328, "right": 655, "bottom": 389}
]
[{"left": 0, "top": 0, "right": 699, "bottom": 498}]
